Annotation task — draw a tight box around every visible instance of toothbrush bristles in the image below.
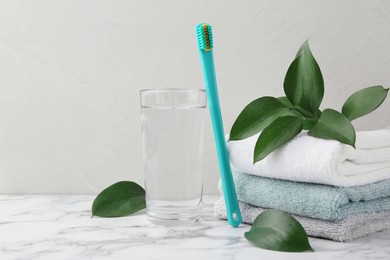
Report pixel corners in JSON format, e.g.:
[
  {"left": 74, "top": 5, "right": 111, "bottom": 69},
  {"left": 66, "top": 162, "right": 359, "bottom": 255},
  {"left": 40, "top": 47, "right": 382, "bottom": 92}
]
[
  {"left": 196, "top": 23, "right": 213, "bottom": 51},
  {"left": 202, "top": 24, "right": 211, "bottom": 51}
]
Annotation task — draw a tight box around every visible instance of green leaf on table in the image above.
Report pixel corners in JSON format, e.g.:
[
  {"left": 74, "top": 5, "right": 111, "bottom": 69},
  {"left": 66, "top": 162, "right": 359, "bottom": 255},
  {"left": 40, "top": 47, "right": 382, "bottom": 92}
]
[
  {"left": 254, "top": 116, "right": 303, "bottom": 163},
  {"left": 229, "top": 97, "right": 299, "bottom": 141},
  {"left": 92, "top": 181, "right": 146, "bottom": 217},
  {"left": 309, "top": 108, "right": 356, "bottom": 147},
  {"left": 245, "top": 209, "right": 313, "bottom": 252},
  {"left": 283, "top": 41, "right": 324, "bottom": 114},
  {"left": 342, "top": 85, "right": 389, "bottom": 121}
]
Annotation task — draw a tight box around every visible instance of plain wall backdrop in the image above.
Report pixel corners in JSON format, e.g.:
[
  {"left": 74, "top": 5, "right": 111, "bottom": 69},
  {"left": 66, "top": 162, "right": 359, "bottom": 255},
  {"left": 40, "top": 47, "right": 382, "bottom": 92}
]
[{"left": 1, "top": 0, "right": 389, "bottom": 194}]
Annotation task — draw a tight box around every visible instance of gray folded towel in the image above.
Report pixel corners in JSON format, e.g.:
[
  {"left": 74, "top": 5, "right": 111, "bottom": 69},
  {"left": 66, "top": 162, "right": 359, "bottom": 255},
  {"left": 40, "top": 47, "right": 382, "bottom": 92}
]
[{"left": 214, "top": 198, "right": 390, "bottom": 242}]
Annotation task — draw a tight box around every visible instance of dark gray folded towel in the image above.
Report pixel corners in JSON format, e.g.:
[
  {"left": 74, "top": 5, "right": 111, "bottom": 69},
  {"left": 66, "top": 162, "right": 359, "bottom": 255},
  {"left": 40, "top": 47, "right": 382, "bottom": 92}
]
[{"left": 215, "top": 198, "right": 390, "bottom": 242}]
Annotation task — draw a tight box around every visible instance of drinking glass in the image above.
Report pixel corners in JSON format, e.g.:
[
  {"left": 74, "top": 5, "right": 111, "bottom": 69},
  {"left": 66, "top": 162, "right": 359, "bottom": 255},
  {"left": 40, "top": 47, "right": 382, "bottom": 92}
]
[{"left": 140, "top": 89, "right": 207, "bottom": 225}]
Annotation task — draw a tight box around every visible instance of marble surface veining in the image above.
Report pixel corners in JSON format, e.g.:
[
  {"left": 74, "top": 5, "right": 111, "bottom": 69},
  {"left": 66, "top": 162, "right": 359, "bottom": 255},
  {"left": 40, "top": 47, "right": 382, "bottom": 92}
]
[{"left": 0, "top": 196, "right": 389, "bottom": 260}]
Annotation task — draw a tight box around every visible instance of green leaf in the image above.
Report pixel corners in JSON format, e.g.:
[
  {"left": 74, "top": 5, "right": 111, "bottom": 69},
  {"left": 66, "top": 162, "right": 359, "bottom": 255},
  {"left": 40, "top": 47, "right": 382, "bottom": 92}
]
[
  {"left": 309, "top": 108, "right": 356, "bottom": 147},
  {"left": 294, "top": 105, "right": 320, "bottom": 118},
  {"left": 303, "top": 118, "right": 318, "bottom": 130},
  {"left": 342, "top": 85, "right": 389, "bottom": 121},
  {"left": 283, "top": 41, "right": 324, "bottom": 113},
  {"left": 277, "top": 96, "right": 294, "bottom": 108},
  {"left": 229, "top": 97, "right": 299, "bottom": 141},
  {"left": 245, "top": 209, "right": 313, "bottom": 252},
  {"left": 92, "top": 181, "right": 146, "bottom": 217},
  {"left": 278, "top": 97, "right": 319, "bottom": 130},
  {"left": 254, "top": 116, "right": 303, "bottom": 163}
]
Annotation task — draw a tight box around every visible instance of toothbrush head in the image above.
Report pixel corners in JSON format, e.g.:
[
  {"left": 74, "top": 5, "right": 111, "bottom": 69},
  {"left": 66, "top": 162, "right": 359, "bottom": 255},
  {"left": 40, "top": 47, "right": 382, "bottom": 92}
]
[{"left": 196, "top": 23, "right": 213, "bottom": 51}]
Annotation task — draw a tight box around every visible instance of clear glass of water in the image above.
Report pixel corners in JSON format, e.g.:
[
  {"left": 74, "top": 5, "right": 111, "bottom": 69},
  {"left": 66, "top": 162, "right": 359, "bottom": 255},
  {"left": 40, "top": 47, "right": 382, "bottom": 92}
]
[{"left": 140, "top": 89, "right": 207, "bottom": 225}]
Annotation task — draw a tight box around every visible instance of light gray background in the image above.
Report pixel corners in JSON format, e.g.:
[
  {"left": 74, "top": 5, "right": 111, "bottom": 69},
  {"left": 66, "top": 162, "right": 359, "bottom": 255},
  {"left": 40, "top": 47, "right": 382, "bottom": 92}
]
[{"left": 1, "top": 0, "right": 389, "bottom": 194}]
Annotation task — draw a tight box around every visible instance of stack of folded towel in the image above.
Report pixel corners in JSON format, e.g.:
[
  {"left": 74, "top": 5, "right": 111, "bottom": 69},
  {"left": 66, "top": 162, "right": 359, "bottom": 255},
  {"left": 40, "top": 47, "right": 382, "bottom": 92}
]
[{"left": 215, "top": 128, "right": 390, "bottom": 242}]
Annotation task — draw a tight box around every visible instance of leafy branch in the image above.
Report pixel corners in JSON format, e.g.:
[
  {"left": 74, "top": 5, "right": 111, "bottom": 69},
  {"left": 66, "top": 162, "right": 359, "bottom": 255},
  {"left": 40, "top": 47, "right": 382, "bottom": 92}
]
[{"left": 230, "top": 41, "right": 389, "bottom": 163}]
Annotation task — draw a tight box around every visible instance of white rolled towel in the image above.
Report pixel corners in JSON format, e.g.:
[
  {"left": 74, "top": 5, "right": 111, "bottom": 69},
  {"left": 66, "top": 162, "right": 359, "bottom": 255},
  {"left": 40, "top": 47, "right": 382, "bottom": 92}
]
[{"left": 228, "top": 128, "right": 390, "bottom": 187}]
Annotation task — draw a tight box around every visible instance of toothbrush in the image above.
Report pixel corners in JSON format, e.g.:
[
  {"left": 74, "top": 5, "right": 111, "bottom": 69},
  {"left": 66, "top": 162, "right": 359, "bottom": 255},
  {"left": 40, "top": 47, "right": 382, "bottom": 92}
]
[{"left": 196, "top": 23, "right": 242, "bottom": 227}]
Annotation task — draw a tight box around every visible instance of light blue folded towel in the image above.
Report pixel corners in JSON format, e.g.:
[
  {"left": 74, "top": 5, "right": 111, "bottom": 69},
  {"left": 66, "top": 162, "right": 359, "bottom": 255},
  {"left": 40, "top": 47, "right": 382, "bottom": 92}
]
[{"left": 222, "top": 171, "right": 390, "bottom": 221}]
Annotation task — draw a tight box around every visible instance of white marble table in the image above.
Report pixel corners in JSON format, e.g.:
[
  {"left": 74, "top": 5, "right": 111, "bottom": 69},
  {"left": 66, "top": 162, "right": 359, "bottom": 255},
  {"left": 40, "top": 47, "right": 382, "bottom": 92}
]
[{"left": 0, "top": 195, "right": 389, "bottom": 260}]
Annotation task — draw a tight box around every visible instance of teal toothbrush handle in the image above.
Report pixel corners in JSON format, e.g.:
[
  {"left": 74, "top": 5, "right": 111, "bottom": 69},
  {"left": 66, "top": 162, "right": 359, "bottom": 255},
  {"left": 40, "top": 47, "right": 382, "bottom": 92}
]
[{"left": 199, "top": 51, "right": 242, "bottom": 227}]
